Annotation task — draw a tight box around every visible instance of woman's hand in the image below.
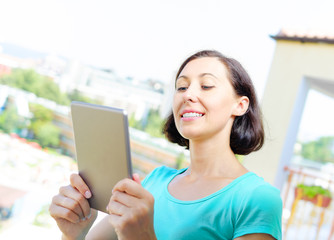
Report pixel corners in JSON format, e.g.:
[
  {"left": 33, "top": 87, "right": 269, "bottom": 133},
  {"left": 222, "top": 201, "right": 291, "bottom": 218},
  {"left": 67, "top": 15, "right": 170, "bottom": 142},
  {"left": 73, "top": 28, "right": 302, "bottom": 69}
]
[
  {"left": 106, "top": 174, "right": 156, "bottom": 240},
  {"left": 49, "top": 173, "right": 98, "bottom": 240}
]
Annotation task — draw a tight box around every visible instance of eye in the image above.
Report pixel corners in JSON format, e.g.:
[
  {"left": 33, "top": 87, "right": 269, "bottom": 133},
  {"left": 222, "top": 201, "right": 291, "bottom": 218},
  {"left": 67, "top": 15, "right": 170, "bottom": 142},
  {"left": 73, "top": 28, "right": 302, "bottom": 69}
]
[
  {"left": 176, "top": 86, "right": 188, "bottom": 91},
  {"left": 202, "top": 86, "right": 214, "bottom": 90}
]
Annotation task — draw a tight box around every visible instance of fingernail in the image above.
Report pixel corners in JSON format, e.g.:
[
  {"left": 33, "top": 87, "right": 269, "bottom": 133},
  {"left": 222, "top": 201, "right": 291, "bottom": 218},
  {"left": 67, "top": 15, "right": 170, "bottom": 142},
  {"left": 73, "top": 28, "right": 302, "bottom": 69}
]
[
  {"left": 85, "top": 190, "right": 91, "bottom": 198},
  {"left": 86, "top": 213, "right": 92, "bottom": 220},
  {"left": 81, "top": 217, "right": 86, "bottom": 222}
]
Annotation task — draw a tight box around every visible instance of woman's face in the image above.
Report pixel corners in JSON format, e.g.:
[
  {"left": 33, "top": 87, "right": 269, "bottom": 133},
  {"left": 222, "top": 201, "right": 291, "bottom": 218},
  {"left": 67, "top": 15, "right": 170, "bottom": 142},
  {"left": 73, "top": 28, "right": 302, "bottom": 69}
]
[{"left": 172, "top": 57, "right": 245, "bottom": 143}]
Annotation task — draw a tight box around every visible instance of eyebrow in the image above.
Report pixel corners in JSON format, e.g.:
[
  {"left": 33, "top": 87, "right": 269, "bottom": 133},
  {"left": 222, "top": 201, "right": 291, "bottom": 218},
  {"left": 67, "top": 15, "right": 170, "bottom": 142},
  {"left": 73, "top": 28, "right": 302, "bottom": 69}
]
[
  {"left": 177, "top": 73, "right": 219, "bottom": 80},
  {"left": 175, "top": 73, "right": 218, "bottom": 85}
]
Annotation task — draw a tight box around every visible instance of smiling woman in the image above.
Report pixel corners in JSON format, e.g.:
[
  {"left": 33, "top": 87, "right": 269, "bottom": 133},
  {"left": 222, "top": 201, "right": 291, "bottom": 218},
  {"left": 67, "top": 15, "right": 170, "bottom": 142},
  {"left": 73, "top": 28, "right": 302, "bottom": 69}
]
[
  {"left": 164, "top": 50, "right": 264, "bottom": 155},
  {"left": 49, "top": 50, "right": 282, "bottom": 240}
]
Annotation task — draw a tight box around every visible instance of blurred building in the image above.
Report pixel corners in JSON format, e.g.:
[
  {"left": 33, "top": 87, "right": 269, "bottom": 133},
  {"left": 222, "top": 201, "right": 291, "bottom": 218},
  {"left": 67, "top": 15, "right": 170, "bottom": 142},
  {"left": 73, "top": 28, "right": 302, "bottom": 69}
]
[
  {"left": 0, "top": 42, "right": 184, "bottom": 176},
  {"left": 0, "top": 85, "right": 185, "bottom": 176},
  {"left": 0, "top": 42, "right": 167, "bottom": 120},
  {"left": 69, "top": 65, "right": 165, "bottom": 121},
  {"left": 244, "top": 27, "right": 334, "bottom": 188}
]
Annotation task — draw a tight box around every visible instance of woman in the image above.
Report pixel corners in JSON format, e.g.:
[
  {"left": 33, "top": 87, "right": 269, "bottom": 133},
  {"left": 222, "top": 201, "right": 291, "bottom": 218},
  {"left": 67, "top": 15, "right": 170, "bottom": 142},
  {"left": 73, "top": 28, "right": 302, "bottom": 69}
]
[{"left": 49, "top": 50, "right": 282, "bottom": 240}]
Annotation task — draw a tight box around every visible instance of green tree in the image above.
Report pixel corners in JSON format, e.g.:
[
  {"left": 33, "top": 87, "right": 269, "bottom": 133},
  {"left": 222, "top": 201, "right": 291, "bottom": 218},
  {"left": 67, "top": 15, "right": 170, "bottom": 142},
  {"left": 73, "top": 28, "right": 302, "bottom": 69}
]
[
  {"left": 301, "top": 136, "right": 334, "bottom": 163},
  {"left": 129, "top": 109, "right": 165, "bottom": 138},
  {"left": 37, "top": 78, "right": 70, "bottom": 105},
  {"left": 28, "top": 103, "right": 60, "bottom": 148},
  {"left": 29, "top": 103, "right": 53, "bottom": 122},
  {"left": 129, "top": 113, "right": 144, "bottom": 130},
  {"left": 0, "top": 105, "right": 23, "bottom": 133},
  {"left": 29, "top": 104, "right": 52, "bottom": 135},
  {"left": 34, "top": 122, "right": 60, "bottom": 147},
  {"left": 0, "top": 68, "right": 70, "bottom": 105},
  {"left": 144, "top": 109, "right": 164, "bottom": 138},
  {"left": 0, "top": 68, "right": 40, "bottom": 92},
  {"left": 67, "top": 89, "right": 101, "bottom": 105}
]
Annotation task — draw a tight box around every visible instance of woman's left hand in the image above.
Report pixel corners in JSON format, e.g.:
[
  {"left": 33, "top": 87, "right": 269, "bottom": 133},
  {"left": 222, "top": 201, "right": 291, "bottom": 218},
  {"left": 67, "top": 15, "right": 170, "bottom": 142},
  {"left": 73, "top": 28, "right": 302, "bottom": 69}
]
[{"left": 106, "top": 174, "right": 156, "bottom": 240}]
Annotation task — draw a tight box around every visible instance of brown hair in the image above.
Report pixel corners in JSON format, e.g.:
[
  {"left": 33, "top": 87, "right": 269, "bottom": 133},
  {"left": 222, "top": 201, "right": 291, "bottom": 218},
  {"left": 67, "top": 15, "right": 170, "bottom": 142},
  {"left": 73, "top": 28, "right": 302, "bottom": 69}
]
[{"left": 162, "top": 50, "right": 264, "bottom": 155}]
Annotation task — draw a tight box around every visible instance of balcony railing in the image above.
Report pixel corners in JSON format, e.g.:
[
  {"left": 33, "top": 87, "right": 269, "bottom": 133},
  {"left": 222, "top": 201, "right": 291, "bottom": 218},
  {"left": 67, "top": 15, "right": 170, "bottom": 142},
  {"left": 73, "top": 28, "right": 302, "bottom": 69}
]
[{"left": 283, "top": 165, "right": 334, "bottom": 240}]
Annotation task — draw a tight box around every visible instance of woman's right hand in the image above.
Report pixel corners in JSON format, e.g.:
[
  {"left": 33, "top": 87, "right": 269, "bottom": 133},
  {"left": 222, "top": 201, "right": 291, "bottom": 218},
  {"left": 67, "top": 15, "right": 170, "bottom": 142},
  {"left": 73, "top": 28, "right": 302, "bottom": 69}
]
[{"left": 49, "top": 173, "right": 98, "bottom": 240}]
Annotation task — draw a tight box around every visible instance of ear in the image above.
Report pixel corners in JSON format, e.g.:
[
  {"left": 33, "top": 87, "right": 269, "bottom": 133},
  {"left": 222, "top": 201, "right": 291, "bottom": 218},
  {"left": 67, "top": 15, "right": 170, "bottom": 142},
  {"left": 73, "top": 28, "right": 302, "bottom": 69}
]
[{"left": 233, "top": 96, "right": 249, "bottom": 116}]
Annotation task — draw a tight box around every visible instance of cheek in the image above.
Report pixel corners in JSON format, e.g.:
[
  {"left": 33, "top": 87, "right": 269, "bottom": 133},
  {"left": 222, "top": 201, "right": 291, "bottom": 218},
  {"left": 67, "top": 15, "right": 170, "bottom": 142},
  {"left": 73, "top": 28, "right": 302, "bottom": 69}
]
[
  {"left": 172, "top": 97, "right": 183, "bottom": 129},
  {"left": 209, "top": 96, "right": 235, "bottom": 116},
  {"left": 172, "top": 95, "right": 181, "bottom": 115}
]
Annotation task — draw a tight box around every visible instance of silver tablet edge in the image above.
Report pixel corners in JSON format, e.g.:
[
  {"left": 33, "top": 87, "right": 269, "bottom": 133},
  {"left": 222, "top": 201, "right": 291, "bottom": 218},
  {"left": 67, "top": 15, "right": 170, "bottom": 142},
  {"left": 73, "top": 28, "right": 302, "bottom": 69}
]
[{"left": 122, "top": 110, "right": 133, "bottom": 179}]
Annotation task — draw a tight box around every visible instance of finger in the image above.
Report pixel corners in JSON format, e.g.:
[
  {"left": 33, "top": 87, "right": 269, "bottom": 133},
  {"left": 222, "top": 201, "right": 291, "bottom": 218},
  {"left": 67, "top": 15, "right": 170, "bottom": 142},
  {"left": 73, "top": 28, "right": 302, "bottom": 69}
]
[
  {"left": 49, "top": 202, "right": 80, "bottom": 224},
  {"left": 59, "top": 185, "right": 91, "bottom": 220},
  {"left": 70, "top": 173, "right": 92, "bottom": 199},
  {"left": 110, "top": 190, "right": 137, "bottom": 208},
  {"left": 132, "top": 173, "right": 141, "bottom": 184},
  {"left": 108, "top": 213, "right": 123, "bottom": 231},
  {"left": 107, "top": 199, "right": 128, "bottom": 216},
  {"left": 52, "top": 194, "right": 85, "bottom": 221},
  {"left": 112, "top": 178, "right": 145, "bottom": 199}
]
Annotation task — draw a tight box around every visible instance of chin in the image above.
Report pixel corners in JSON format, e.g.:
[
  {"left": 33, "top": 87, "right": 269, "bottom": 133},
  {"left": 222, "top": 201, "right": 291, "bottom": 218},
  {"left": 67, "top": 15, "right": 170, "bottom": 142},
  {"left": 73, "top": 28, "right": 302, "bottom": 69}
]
[{"left": 180, "top": 131, "right": 202, "bottom": 141}]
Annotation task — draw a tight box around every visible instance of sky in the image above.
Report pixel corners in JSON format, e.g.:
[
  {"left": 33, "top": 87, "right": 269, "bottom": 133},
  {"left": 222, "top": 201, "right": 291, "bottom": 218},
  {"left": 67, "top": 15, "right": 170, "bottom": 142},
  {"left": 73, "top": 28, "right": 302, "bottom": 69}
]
[{"left": 0, "top": 0, "right": 334, "bottom": 141}]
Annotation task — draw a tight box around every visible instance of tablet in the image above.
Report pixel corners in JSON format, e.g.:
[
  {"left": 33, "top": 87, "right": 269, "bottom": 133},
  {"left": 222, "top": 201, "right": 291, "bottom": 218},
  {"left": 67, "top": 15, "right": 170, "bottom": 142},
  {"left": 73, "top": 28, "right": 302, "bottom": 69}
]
[{"left": 70, "top": 101, "right": 133, "bottom": 213}]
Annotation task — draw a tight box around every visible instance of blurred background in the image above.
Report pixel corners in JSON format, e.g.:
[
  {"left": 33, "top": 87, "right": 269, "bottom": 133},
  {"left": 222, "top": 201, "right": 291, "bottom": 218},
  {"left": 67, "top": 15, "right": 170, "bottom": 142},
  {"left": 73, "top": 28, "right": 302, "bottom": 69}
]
[{"left": 0, "top": 0, "right": 334, "bottom": 239}]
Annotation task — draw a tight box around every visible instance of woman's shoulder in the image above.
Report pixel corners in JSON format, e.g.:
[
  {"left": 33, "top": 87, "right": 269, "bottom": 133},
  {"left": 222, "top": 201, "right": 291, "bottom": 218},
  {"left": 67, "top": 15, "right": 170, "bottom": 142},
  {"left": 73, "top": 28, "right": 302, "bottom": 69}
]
[
  {"left": 232, "top": 173, "right": 283, "bottom": 239},
  {"left": 141, "top": 166, "right": 185, "bottom": 188},
  {"left": 235, "top": 172, "right": 282, "bottom": 207},
  {"left": 238, "top": 172, "right": 280, "bottom": 193},
  {"left": 149, "top": 165, "right": 183, "bottom": 179}
]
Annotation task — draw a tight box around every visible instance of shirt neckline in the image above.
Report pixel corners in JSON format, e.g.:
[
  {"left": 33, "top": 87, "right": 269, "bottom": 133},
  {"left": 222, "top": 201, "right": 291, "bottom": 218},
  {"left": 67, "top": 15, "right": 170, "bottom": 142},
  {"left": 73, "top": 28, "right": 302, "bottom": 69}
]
[{"left": 165, "top": 168, "right": 255, "bottom": 204}]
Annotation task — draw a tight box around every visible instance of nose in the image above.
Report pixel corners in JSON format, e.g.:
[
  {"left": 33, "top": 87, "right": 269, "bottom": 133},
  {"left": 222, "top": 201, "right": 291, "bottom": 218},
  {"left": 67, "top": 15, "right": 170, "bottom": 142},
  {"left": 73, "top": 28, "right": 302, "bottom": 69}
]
[{"left": 182, "top": 85, "right": 198, "bottom": 103}]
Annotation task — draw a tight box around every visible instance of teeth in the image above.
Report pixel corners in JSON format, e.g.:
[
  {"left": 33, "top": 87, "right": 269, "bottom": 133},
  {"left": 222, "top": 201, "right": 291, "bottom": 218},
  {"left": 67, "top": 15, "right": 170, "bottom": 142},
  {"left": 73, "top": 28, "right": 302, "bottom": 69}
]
[{"left": 182, "top": 112, "right": 203, "bottom": 118}]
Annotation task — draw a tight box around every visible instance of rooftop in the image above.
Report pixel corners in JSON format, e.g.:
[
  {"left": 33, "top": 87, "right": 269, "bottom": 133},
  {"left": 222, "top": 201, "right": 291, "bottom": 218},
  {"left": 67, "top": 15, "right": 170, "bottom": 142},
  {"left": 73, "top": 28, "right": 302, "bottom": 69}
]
[{"left": 271, "top": 27, "right": 334, "bottom": 44}]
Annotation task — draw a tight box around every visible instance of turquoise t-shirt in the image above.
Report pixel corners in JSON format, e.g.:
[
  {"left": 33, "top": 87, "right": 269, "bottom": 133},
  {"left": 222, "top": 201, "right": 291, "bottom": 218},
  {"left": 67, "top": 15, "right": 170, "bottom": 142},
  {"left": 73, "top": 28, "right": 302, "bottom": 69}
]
[{"left": 142, "top": 166, "right": 282, "bottom": 240}]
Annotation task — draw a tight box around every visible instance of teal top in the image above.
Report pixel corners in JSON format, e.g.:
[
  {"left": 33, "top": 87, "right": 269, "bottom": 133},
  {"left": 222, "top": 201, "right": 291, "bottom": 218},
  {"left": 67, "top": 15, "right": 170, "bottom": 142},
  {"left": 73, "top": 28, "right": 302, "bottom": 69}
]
[{"left": 142, "top": 166, "right": 282, "bottom": 240}]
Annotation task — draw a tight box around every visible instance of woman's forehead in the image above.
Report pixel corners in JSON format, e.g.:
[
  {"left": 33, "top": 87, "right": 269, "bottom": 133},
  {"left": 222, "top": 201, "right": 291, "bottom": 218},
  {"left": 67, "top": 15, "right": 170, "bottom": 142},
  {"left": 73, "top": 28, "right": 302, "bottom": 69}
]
[{"left": 179, "top": 57, "right": 227, "bottom": 77}]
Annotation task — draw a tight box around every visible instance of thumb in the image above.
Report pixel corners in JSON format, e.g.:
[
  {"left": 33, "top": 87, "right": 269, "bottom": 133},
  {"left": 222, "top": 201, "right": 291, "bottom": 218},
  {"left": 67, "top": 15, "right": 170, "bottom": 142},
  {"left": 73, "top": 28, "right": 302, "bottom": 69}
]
[{"left": 132, "top": 173, "right": 141, "bottom": 184}]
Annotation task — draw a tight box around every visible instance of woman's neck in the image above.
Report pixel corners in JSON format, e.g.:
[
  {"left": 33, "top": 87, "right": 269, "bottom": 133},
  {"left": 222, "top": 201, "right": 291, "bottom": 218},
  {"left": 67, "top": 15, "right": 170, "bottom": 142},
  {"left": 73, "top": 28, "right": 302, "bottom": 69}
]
[{"left": 186, "top": 136, "right": 247, "bottom": 179}]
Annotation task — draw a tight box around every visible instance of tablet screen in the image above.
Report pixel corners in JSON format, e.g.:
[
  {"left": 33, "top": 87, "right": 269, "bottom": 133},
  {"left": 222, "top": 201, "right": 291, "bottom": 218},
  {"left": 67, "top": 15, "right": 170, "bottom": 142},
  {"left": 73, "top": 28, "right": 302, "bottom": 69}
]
[{"left": 71, "top": 101, "right": 133, "bottom": 213}]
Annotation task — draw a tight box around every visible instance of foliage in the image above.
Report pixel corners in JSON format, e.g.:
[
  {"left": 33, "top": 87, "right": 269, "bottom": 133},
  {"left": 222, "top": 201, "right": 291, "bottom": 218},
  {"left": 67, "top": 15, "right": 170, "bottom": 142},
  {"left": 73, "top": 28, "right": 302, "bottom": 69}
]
[
  {"left": 144, "top": 109, "right": 164, "bottom": 138},
  {"left": 0, "top": 67, "right": 166, "bottom": 150},
  {"left": 37, "top": 78, "right": 69, "bottom": 105},
  {"left": 0, "top": 105, "right": 25, "bottom": 133},
  {"left": 129, "top": 113, "right": 143, "bottom": 130},
  {"left": 301, "top": 136, "right": 334, "bottom": 163},
  {"left": 67, "top": 89, "right": 102, "bottom": 105},
  {"left": 0, "top": 68, "right": 99, "bottom": 106},
  {"left": 29, "top": 103, "right": 53, "bottom": 122},
  {"left": 296, "top": 183, "right": 332, "bottom": 198},
  {"left": 29, "top": 103, "right": 53, "bottom": 134},
  {"left": 129, "top": 109, "right": 165, "bottom": 139},
  {"left": 0, "top": 68, "right": 69, "bottom": 105},
  {"left": 34, "top": 122, "right": 60, "bottom": 147},
  {"left": 28, "top": 103, "right": 60, "bottom": 148}
]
